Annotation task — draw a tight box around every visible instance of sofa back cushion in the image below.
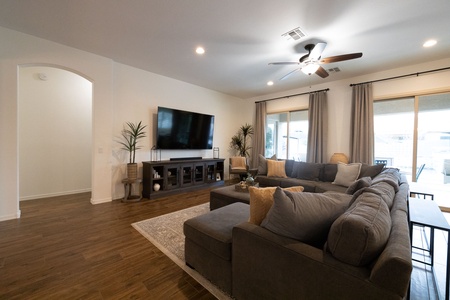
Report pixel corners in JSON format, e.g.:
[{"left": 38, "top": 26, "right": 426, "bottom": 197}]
[
  {"left": 296, "top": 162, "right": 323, "bottom": 181},
  {"left": 319, "top": 163, "right": 338, "bottom": 182},
  {"left": 327, "top": 191, "right": 391, "bottom": 266},
  {"left": 261, "top": 188, "right": 350, "bottom": 247}
]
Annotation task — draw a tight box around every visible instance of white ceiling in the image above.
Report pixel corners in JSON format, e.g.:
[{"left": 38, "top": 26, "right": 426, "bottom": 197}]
[{"left": 1, "top": 0, "right": 450, "bottom": 99}]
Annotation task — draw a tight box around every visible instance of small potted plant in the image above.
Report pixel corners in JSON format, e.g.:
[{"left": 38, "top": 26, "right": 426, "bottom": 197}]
[{"left": 118, "top": 121, "right": 147, "bottom": 180}]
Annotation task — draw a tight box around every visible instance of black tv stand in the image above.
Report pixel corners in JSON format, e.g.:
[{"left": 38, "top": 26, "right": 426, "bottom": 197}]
[
  {"left": 143, "top": 158, "right": 225, "bottom": 199},
  {"left": 170, "top": 157, "right": 202, "bottom": 161}
]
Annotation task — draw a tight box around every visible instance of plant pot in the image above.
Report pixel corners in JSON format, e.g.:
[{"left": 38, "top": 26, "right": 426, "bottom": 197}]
[{"left": 127, "top": 163, "right": 138, "bottom": 180}]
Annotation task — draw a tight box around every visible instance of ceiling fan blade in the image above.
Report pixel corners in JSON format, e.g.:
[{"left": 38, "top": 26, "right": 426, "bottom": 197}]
[
  {"left": 280, "top": 68, "right": 301, "bottom": 81},
  {"left": 269, "top": 62, "right": 300, "bottom": 65},
  {"left": 320, "top": 52, "right": 362, "bottom": 64},
  {"left": 315, "top": 66, "right": 329, "bottom": 78},
  {"left": 309, "top": 42, "right": 327, "bottom": 60}
]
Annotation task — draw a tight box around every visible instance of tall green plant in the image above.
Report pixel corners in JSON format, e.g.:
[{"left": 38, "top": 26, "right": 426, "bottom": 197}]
[
  {"left": 118, "top": 121, "right": 147, "bottom": 164},
  {"left": 230, "top": 123, "right": 254, "bottom": 157}
]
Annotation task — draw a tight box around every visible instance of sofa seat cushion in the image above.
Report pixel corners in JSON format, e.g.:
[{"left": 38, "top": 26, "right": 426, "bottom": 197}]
[
  {"left": 261, "top": 188, "right": 351, "bottom": 247},
  {"left": 315, "top": 181, "right": 347, "bottom": 193},
  {"left": 184, "top": 202, "right": 249, "bottom": 260},
  {"left": 327, "top": 191, "right": 391, "bottom": 267}
]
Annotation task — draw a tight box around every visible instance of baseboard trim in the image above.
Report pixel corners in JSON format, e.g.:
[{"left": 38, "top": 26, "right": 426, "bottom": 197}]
[
  {"left": 90, "top": 197, "right": 112, "bottom": 204},
  {"left": 0, "top": 210, "right": 21, "bottom": 221},
  {"left": 20, "top": 189, "right": 92, "bottom": 201}
]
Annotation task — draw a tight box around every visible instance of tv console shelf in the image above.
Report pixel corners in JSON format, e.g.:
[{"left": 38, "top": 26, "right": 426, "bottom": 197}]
[{"left": 142, "top": 158, "right": 225, "bottom": 199}]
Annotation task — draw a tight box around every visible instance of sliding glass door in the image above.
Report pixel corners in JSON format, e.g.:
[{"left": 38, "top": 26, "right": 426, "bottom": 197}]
[{"left": 374, "top": 92, "right": 450, "bottom": 183}]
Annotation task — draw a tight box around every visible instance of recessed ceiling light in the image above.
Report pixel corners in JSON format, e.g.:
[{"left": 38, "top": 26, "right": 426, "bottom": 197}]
[
  {"left": 196, "top": 47, "right": 205, "bottom": 54},
  {"left": 423, "top": 39, "right": 437, "bottom": 48},
  {"left": 267, "top": 81, "right": 274, "bottom": 86}
]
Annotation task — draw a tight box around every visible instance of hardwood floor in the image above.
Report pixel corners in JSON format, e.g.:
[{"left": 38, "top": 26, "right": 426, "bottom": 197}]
[
  {"left": 0, "top": 189, "right": 217, "bottom": 299},
  {"left": 0, "top": 184, "right": 446, "bottom": 299}
]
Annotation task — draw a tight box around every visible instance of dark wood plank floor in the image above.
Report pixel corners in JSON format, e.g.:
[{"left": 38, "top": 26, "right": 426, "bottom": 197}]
[
  {"left": 0, "top": 188, "right": 218, "bottom": 299},
  {"left": 1, "top": 183, "right": 446, "bottom": 299}
]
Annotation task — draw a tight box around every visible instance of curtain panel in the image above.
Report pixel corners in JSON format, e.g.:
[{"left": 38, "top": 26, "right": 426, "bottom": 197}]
[
  {"left": 350, "top": 83, "right": 374, "bottom": 164},
  {"left": 307, "top": 91, "right": 328, "bottom": 163},
  {"left": 251, "top": 101, "right": 266, "bottom": 168}
]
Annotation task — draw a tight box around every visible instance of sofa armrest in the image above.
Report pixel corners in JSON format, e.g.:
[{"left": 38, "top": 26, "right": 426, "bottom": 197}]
[{"left": 232, "top": 222, "right": 405, "bottom": 300}]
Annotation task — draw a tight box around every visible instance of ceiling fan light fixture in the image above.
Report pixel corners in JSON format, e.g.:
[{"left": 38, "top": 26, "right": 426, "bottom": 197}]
[{"left": 302, "top": 63, "right": 320, "bottom": 75}]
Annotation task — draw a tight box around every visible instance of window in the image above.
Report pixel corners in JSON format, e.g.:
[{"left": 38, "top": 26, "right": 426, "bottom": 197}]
[
  {"left": 374, "top": 92, "right": 450, "bottom": 183},
  {"left": 265, "top": 110, "right": 308, "bottom": 160}
]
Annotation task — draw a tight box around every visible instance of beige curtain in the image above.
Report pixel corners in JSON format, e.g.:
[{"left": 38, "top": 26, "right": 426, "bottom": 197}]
[
  {"left": 350, "top": 83, "right": 374, "bottom": 164},
  {"left": 307, "top": 91, "right": 328, "bottom": 163},
  {"left": 251, "top": 102, "right": 266, "bottom": 168}
]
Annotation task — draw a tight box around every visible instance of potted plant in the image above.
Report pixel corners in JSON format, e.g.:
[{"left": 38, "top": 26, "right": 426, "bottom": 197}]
[
  {"left": 118, "top": 121, "right": 147, "bottom": 180},
  {"left": 230, "top": 123, "right": 254, "bottom": 157}
]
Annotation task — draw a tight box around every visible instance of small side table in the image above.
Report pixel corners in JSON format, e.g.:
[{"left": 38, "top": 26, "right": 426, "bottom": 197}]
[
  {"left": 122, "top": 178, "right": 142, "bottom": 202},
  {"left": 408, "top": 198, "right": 450, "bottom": 299}
]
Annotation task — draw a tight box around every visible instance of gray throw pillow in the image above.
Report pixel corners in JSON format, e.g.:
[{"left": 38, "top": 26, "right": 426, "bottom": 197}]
[
  {"left": 345, "top": 176, "right": 372, "bottom": 195},
  {"left": 261, "top": 188, "right": 351, "bottom": 247},
  {"left": 257, "top": 154, "right": 277, "bottom": 175},
  {"left": 359, "top": 163, "right": 385, "bottom": 179}
]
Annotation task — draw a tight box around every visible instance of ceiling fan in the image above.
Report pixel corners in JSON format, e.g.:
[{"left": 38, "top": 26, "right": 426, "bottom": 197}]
[{"left": 269, "top": 42, "right": 362, "bottom": 80}]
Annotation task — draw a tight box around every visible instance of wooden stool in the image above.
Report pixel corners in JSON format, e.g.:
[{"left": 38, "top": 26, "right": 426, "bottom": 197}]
[{"left": 122, "top": 178, "right": 142, "bottom": 202}]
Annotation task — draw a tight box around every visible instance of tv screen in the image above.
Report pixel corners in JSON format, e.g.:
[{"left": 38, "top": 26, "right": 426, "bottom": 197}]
[{"left": 156, "top": 106, "right": 214, "bottom": 150}]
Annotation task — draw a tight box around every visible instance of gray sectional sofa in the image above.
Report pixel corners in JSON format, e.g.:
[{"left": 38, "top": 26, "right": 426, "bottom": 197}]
[{"left": 184, "top": 161, "right": 412, "bottom": 300}]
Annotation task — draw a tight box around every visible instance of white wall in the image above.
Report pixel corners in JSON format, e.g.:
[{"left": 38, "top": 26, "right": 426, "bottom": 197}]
[
  {"left": 0, "top": 26, "right": 252, "bottom": 221},
  {"left": 19, "top": 66, "right": 92, "bottom": 200},
  {"left": 111, "top": 63, "right": 250, "bottom": 199},
  {"left": 249, "top": 58, "right": 450, "bottom": 161}
]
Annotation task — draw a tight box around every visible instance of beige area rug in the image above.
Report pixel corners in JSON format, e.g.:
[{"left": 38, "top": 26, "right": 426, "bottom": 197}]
[{"left": 132, "top": 203, "right": 232, "bottom": 300}]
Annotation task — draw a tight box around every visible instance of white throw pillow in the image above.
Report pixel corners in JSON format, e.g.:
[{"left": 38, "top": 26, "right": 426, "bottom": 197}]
[{"left": 333, "top": 162, "right": 362, "bottom": 187}]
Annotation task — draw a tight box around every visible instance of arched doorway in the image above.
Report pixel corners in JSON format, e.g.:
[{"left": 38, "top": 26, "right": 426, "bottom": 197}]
[{"left": 18, "top": 65, "right": 92, "bottom": 201}]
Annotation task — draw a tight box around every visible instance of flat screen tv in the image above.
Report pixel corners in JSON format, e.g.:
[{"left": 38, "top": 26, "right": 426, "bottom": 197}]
[{"left": 156, "top": 106, "right": 214, "bottom": 150}]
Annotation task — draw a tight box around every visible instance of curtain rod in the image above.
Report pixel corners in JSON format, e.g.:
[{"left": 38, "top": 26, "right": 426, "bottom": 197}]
[
  {"left": 255, "top": 88, "right": 329, "bottom": 103},
  {"left": 350, "top": 66, "right": 450, "bottom": 87}
]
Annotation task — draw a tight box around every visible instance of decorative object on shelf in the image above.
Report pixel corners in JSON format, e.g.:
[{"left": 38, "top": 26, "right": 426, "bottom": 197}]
[
  {"left": 213, "top": 147, "right": 220, "bottom": 159},
  {"left": 151, "top": 145, "right": 161, "bottom": 162},
  {"left": 118, "top": 121, "right": 147, "bottom": 180},
  {"left": 230, "top": 123, "right": 254, "bottom": 158},
  {"left": 153, "top": 183, "right": 160, "bottom": 191},
  {"left": 235, "top": 180, "right": 259, "bottom": 192},
  {"left": 245, "top": 172, "right": 255, "bottom": 186},
  {"left": 216, "top": 173, "right": 221, "bottom": 181},
  {"left": 329, "top": 152, "right": 349, "bottom": 164}
]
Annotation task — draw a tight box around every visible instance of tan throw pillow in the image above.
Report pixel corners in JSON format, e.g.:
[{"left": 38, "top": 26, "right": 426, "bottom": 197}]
[
  {"left": 267, "top": 160, "right": 287, "bottom": 178},
  {"left": 248, "top": 186, "right": 304, "bottom": 225},
  {"left": 333, "top": 162, "right": 362, "bottom": 187}
]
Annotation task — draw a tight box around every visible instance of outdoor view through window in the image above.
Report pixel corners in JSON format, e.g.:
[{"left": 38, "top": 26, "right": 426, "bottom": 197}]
[{"left": 374, "top": 92, "right": 450, "bottom": 185}]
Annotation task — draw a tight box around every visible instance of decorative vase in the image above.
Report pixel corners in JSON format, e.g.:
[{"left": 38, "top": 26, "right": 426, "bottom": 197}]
[
  {"left": 127, "top": 163, "right": 138, "bottom": 180},
  {"left": 329, "top": 153, "right": 349, "bottom": 164},
  {"left": 153, "top": 183, "right": 160, "bottom": 191},
  {"left": 245, "top": 174, "right": 255, "bottom": 186}
]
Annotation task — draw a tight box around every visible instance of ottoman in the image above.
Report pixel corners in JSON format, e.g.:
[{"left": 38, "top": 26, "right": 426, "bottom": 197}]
[
  {"left": 184, "top": 202, "right": 249, "bottom": 294},
  {"left": 210, "top": 185, "right": 251, "bottom": 210}
]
